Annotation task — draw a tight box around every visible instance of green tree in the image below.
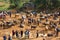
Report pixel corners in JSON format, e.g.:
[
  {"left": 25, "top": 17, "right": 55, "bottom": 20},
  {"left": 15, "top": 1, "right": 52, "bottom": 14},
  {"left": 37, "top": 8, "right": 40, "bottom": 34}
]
[
  {"left": 9, "top": 0, "right": 30, "bottom": 9},
  {"left": 31, "top": 0, "right": 60, "bottom": 10}
]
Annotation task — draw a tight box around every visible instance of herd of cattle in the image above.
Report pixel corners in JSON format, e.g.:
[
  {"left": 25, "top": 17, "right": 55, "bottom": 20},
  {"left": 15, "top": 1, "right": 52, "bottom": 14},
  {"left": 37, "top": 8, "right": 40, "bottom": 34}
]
[{"left": 0, "top": 11, "right": 60, "bottom": 40}]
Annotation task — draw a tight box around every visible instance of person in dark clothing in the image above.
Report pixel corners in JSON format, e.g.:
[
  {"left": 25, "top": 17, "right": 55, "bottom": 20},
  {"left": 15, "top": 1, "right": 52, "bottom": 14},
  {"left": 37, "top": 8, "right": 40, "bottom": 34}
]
[
  {"left": 8, "top": 35, "right": 12, "bottom": 40},
  {"left": 3, "top": 35, "right": 7, "bottom": 40},
  {"left": 15, "top": 30, "right": 19, "bottom": 37},
  {"left": 20, "top": 30, "right": 23, "bottom": 37},
  {"left": 36, "top": 30, "right": 39, "bottom": 38},
  {"left": 12, "top": 30, "right": 15, "bottom": 37}
]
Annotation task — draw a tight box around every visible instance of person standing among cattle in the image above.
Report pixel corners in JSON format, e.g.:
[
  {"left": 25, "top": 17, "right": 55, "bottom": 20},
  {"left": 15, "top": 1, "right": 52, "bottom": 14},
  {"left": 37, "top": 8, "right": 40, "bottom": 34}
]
[
  {"left": 8, "top": 35, "right": 12, "bottom": 40},
  {"left": 15, "top": 30, "right": 19, "bottom": 38},
  {"left": 12, "top": 30, "right": 15, "bottom": 37},
  {"left": 20, "top": 30, "right": 23, "bottom": 37},
  {"left": 36, "top": 30, "right": 39, "bottom": 38},
  {"left": 3, "top": 35, "right": 7, "bottom": 40}
]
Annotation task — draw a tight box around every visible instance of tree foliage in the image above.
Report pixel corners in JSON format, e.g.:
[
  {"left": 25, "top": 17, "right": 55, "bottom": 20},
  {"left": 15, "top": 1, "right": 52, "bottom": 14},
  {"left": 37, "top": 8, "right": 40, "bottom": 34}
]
[
  {"left": 9, "top": 0, "right": 30, "bottom": 9},
  {"left": 31, "top": 0, "right": 60, "bottom": 10},
  {"left": 0, "top": 0, "right": 60, "bottom": 11}
]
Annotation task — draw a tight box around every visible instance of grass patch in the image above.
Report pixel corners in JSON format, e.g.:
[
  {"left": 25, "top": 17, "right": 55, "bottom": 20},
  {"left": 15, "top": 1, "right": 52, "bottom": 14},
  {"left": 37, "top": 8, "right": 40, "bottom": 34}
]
[{"left": 0, "top": 2, "right": 10, "bottom": 11}]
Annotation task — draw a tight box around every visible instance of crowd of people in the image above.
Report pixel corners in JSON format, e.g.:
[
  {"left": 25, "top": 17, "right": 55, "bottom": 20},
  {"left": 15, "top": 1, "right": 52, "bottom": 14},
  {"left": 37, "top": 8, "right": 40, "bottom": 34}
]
[{"left": 0, "top": 10, "right": 60, "bottom": 40}]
